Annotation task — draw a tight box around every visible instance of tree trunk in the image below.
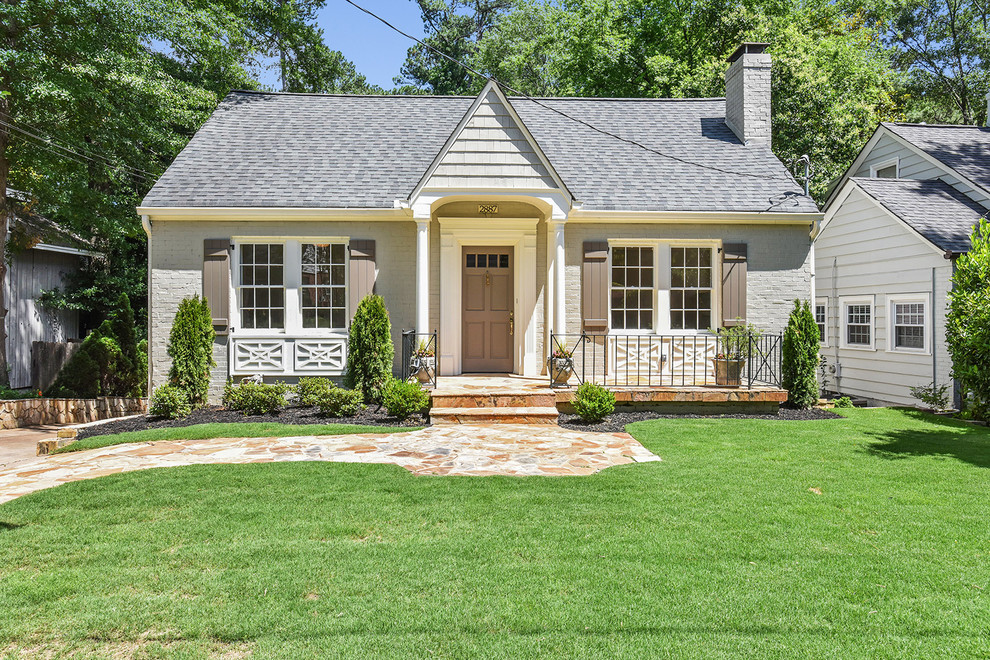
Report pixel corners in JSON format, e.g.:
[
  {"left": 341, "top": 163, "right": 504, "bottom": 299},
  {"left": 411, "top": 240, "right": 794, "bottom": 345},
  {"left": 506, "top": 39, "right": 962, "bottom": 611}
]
[{"left": 0, "top": 3, "right": 14, "bottom": 388}]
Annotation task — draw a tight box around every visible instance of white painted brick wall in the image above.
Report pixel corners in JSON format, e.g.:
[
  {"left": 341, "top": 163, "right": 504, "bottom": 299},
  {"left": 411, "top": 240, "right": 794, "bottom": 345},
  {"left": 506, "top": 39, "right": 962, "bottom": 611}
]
[{"left": 725, "top": 52, "right": 771, "bottom": 146}]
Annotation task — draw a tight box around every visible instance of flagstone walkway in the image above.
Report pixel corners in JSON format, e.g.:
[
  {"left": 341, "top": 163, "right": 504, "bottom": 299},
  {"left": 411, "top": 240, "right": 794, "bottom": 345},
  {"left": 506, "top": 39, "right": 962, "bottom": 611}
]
[{"left": 0, "top": 424, "right": 661, "bottom": 504}]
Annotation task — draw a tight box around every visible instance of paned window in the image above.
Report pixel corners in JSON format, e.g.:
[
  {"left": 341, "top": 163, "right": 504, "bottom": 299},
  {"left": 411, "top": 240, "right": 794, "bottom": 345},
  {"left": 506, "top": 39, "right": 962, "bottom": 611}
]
[
  {"left": 892, "top": 301, "right": 925, "bottom": 350},
  {"left": 670, "top": 247, "right": 713, "bottom": 330},
  {"left": 610, "top": 246, "right": 654, "bottom": 330},
  {"left": 466, "top": 253, "right": 509, "bottom": 268},
  {"left": 845, "top": 303, "right": 872, "bottom": 346},
  {"left": 239, "top": 243, "right": 284, "bottom": 329},
  {"left": 874, "top": 164, "right": 897, "bottom": 178},
  {"left": 815, "top": 300, "right": 827, "bottom": 343},
  {"left": 301, "top": 243, "right": 347, "bottom": 329}
]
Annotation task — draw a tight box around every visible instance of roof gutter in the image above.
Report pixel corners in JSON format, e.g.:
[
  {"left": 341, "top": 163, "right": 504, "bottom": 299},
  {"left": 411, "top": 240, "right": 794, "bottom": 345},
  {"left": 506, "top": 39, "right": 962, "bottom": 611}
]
[
  {"left": 136, "top": 206, "right": 413, "bottom": 219},
  {"left": 33, "top": 243, "right": 101, "bottom": 258}
]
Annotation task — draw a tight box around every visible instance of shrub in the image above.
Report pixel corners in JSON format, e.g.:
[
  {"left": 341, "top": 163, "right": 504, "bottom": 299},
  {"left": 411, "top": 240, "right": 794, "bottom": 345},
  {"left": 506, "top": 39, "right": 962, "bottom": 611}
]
[
  {"left": 947, "top": 218, "right": 990, "bottom": 420},
  {"left": 167, "top": 296, "right": 216, "bottom": 407},
  {"left": 832, "top": 396, "right": 854, "bottom": 408},
  {"left": 909, "top": 382, "right": 950, "bottom": 412},
  {"left": 781, "top": 300, "right": 819, "bottom": 409},
  {"left": 316, "top": 386, "right": 363, "bottom": 418},
  {"left": 223, "top": 380, "right": 288, "bottom": 416},
  {"left": 295, "top": 377, "right": 335, "bottom": 407},
  {"left": 344, "top": 294, "right": 394, "bottom": 403},
  {"left": 573, "top": 382, "right": 616, "bottom": 422},
  {"left": 149, "top": 384, "right": 191, "bottom": 419},
  {"left": 381, "top": 378, "right": 430, "bottom": 420}
]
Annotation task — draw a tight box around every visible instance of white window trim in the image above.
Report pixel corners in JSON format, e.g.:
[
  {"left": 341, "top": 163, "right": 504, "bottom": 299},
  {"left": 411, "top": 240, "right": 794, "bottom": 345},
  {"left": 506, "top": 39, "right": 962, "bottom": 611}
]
[
  {"left": 605, "top": 239, "right": 720, "bottom": 336},
  {"left": 840, "top": 295, "right": 875, "bottom": 351},
  {"left": 870, "top": 157, "right": 899, "bottom": 179},
  {"left": 887, "top": 293, "right": 931, "bottom": 355},
  {"left": 231, "top": 236, "right": 350, "bottom": 338},
  {"left": 815, "top": 296, "right": 829, "bottom": 347}
]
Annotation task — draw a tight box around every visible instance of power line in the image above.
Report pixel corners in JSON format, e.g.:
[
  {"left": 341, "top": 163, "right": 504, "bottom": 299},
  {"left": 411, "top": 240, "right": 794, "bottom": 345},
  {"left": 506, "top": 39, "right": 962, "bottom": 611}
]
[{"left": 342, "top": 0, "right": 807, "bottom": 188}]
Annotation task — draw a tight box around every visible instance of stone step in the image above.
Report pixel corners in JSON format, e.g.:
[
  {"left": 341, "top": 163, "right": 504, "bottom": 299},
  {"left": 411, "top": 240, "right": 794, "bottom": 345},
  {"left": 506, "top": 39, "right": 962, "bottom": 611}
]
[
  {"left": 430, "top": 406, "right": 559, "bottom": 425},
  {"left": 430, "top": 391, "right": 556, "bottom": 409}
]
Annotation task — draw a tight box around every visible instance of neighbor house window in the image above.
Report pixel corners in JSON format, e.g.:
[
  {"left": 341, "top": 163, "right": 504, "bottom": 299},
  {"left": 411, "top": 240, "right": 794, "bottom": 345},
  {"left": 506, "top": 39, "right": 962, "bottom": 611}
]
[
  {"left": 610, "top": 246, "right": 654, "bottom": 331},
  {"left": 871, "top": 158, "right": 898, "bottom": 178},
  {"left": 239, "top": 243, "right": 284, "bottom": 329},
  {"left": 815, "top": 298, "right": 827, "bottom": 344},
  {"left": 670, "top": 246, "right": 713, "bottom": 330},
  {"left": 301, "top": 243, "right": 347, "bottom": 329},
  {"left": 841, "top": 297, "right": 874, "bottom": 349},
  {"left": 889, "top": 295, "right": 929, "bottom": 352}
]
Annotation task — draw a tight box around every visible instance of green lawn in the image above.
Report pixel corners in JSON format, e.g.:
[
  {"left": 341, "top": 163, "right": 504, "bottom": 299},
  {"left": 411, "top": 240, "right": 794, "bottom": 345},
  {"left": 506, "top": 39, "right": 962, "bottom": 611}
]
[
  {"left": 57, "top": 422, "right": 418, "bottom": 454},
  {"left": 1, "top": 408, "right": 988, "bottom": 658}
]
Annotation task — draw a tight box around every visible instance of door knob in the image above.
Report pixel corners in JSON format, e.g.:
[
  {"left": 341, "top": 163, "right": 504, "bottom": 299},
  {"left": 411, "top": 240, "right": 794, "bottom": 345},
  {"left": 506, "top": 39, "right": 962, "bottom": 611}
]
[
  {"left": 509, "top": 311, "right": 514, "bottom": 336},
  {"left": 485, "top": 271, "right": 491, "bottom": 286}
]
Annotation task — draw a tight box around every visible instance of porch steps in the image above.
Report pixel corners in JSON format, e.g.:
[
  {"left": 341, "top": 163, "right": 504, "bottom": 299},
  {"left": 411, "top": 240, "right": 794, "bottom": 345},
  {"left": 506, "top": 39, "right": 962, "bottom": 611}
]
[{"left": 429, "top": 390, "right": 559, "bottom": 425}]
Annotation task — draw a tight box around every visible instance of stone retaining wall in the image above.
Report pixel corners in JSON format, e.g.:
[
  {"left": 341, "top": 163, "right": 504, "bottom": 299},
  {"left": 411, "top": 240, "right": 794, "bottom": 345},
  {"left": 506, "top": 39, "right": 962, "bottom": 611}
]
[{"left": 0, "top": 397, "right": 147, "bottom": 429}]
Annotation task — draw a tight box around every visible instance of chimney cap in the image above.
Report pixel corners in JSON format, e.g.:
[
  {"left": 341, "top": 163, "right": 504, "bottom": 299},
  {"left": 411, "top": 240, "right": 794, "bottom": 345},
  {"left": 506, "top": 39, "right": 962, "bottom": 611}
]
[{"left": 727, "top": 42, "right": 769, "bottom": 63}]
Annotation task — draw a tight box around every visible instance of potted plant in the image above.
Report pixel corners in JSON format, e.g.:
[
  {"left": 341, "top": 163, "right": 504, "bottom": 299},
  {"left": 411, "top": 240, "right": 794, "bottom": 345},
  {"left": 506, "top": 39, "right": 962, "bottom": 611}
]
[
  {"left": 548, "top": 340, "right": 574, "bottom": 386},
  {"left": 710, "top": 323, "right": 763, "bottom": 387},
  {"left": 410, "top": 339, "right": 436, "bottom": 384}
]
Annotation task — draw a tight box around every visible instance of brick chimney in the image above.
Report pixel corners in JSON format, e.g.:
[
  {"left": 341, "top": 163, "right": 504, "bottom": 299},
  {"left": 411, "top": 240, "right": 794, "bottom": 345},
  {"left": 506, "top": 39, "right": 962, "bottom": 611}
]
[{"left": 725, "top": 43, "right": 771, "bottom": 146}]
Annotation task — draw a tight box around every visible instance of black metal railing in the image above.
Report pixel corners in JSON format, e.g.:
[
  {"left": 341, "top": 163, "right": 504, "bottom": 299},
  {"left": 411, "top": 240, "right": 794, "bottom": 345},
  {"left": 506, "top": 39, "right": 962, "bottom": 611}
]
[
  {"left": 401, "top": 329, "right": 438, "bottom": 389},
  {"left": 548, "top": 332, "right": 782, "bottom": 389}
]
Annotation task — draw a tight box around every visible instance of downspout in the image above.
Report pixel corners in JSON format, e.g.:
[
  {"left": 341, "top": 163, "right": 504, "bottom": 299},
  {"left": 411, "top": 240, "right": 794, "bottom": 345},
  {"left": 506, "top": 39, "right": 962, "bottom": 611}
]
[
  {"left": 931, "top": 266, "right": 937, "bottom": 387},
  {"left": 141, "top": 215, "right": 152, "bottom": 398},
  {"left": 832, "top": 256, "right": 839, "bottom": 393}
]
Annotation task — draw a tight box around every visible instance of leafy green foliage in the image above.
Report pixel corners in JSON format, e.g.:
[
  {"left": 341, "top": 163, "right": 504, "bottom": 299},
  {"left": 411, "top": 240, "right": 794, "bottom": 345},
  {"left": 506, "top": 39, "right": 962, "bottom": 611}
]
[
  {"left": 46, "top": 294, "right": 146, "bottom": 398},
  {"left": 344, "top": 295, "right": 395, "bottom": 404},
  {"left": 149, "top": 384, "right": 192, "bottom": 419},
  {"left": 946, "top": 218, "right": 990, "bottom": 420},
  {"left": 315, "top": 387, "right": 364, "bottom": 418},
  {"left": 167, "top": 296, "right": 216, "bottom": 407},
  {"left": 0, "top": 385, "right": 41, "bottom": 400},
  {"left": 381, "top": 378, "right": 430, "bottom": 420},
  {"left": 909, "top": 382, "right": 950, "bottom": 412},
  {"left": 832, "top": 396, "right": 854, "bottom": 408},
  {"left": 782, "top": 299, "right": 819, "bottom": 409},
  {"left": 295, "top": 377, "right": 336, "bottom": 407},
  {"left": 222, "top": 380, "right": 289, "bottom": 416},
  {"left": 573, "top": 382, "right": 616, "bottom": 422},
  {"left": 713, "top": 323, "right": 764, "bottom": 359}
]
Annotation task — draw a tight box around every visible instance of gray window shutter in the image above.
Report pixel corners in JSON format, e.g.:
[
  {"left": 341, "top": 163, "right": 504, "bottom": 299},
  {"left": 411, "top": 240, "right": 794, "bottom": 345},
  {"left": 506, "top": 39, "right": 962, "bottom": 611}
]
[
  {"left": 348, "top": 239, "right": 377, "bottom": 319},
  {"left": 203, "top": 239, "right": 230, "bottom": 333},
  {"left": 722, "top": 243, "right": 747, "bottom": 327},
  {"left": 582, "top": 241, "right": 609, "bottom": 331}
]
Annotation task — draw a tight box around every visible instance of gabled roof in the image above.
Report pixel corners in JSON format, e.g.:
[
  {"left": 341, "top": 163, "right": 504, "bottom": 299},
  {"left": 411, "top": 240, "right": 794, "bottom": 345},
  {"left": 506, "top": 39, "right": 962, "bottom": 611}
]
[
  {"left": 141, "top": 88, "right": 817, "bottom": 214},
  {"left": 851, "top": 177, "right": 985, "bottom": 254},
  {"left": 883, "top": 123, "right": 990, "bottom": 195}
]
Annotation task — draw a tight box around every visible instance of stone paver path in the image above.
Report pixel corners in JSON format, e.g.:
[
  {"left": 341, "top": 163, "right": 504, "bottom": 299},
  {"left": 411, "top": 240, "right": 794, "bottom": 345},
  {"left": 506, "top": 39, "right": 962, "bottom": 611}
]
[{"left": 0, "top": 425, "right": 660, "bottom": 504}]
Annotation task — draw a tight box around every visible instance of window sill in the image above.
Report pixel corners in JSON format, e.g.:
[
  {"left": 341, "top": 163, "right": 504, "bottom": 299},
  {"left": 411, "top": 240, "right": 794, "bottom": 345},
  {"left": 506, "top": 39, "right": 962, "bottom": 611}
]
[
  {"left": 886, "top": 347, "right": 931, "bottom": 356},
  {"left": 839, "top": 344, "right": 876, "bottom": 351}
]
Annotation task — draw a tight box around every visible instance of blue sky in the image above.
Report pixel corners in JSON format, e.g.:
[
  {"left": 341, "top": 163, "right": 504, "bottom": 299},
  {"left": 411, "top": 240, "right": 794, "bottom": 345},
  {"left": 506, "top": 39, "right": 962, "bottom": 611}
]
[{"left": 317, "top": 0, "right": 426, "bottom": 88}]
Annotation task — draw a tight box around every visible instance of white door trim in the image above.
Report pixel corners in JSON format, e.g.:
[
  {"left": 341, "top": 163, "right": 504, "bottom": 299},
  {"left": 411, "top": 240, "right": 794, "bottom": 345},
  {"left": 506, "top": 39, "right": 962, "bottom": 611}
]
[{"left": 438, "top": 217, "right": 540, "bottom": 376}]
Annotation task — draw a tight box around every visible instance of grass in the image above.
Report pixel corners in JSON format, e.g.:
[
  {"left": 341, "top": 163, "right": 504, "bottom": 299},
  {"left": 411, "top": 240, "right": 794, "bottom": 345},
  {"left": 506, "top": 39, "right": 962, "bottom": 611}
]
[
  {"left": 55, "top": 422, "right": 418, "bottom": 454},
  {"left": 1, "top": 408, "right": 988, "bottom": 658}
]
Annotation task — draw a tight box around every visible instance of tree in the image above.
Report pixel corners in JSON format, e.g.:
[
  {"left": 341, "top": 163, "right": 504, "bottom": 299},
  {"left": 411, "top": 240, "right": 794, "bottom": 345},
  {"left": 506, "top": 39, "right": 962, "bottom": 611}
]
[
  {"left": 946, "top": 218, "right": 990, "bottom": 419},
  {"left": 167, "top": 296, "right": 216, "bottom": 406},
  {"left": 344, "top": 294, "right": 395, "bottom": 403},
  {"left": 782, "top": 299, "right": 819, "bottom": 409}
]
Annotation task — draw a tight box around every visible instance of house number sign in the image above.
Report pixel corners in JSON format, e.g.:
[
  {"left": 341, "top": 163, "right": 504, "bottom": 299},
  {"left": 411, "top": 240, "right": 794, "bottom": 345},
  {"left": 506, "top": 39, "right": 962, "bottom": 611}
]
[{"left": 478, "top": 204, "right": 499, "bottom": 215}]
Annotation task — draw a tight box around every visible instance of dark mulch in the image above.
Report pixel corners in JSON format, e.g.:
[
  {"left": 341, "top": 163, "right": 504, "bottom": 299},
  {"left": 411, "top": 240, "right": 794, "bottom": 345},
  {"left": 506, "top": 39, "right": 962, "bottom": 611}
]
[
  {"left": 558, "top": 406, "right": 842, "bottom": 433},
  {"left": 77, "top": 405, "right": 428, "bottom": 440}
]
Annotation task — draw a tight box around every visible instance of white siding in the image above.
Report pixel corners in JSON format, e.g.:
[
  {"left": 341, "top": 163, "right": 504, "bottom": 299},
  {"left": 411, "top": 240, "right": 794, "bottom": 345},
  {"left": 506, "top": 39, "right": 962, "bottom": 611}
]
[
  {"left": 854, "top": 133, "right": 990, "bottom": 206},
  {"left": 3, "top": 249, "right": 82, "bottom": 388},
  {"left": 424, "top": 89, "right": 558, "bottom": 190},
  {"left": 816, "top": 188, "right": 953, "bottom": 406}
]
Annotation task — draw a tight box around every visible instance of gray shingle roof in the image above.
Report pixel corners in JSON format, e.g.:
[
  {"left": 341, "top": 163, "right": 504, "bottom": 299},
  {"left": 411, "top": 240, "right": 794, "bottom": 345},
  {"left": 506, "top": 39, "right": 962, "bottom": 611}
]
[
  {"left": 852, "top": 177, "right": 986, "bottom": 253},
  {"left": 884, "top": 123, "right": 990, "bottom": 194},
  {"left": 142, "top": 90, "right": 817, "bottom": 213}
]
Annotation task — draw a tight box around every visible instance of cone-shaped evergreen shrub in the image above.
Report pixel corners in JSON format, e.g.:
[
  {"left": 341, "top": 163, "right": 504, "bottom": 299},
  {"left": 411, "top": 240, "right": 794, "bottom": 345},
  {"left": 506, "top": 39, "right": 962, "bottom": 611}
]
[
  {"left": 344, "top": 294, "right": 394, "bottom": 403},
  {"left": 947, "top": 218, "right": 990, "bottom": 419},
  {"left": 167, "top": 296, "right": 216, "bottom": 406},
  {"left": 782, "top": 299, "right": 820, "bottom": 409}
]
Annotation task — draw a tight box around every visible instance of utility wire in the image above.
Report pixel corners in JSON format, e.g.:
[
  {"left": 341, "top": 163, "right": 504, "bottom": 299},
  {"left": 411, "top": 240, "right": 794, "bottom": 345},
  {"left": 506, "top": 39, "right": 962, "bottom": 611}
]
[
  {"left": 0, "top": 116, "right": 156, "bottom": 182},
  {"left": 342, "top": 0, "right": 807, "bottom": 188}
]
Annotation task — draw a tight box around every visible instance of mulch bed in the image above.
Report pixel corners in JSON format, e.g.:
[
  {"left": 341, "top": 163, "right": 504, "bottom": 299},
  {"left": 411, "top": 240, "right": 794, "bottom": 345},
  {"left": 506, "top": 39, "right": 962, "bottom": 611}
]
[
  {"left": 557, "top": 406, "right": 843, "bottom": 433},
  {"left": 77, "top": 405, "right": 428, "bottom": 440}
]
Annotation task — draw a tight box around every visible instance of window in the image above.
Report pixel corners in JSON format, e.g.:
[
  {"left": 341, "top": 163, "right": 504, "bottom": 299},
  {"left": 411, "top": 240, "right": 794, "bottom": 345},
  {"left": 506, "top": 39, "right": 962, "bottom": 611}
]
[
  {"left": 670, "top": 247, "right": 713, "bottom": 330},
  {"left": 841, "top": 297, "right": 874, "bottom": 349},
  {"left": 889, "top": 295, "right": 929, "bottom": 353},
  {"left": 301, "top": 243, "right": 347, "bottom": 329},
  {"left": 815, "top": 298, "right": 827, "bottom": 344},
  {"left": 239, "top": 243, "right": 284, "bottom": 329},
  {"left": 871, "top": 158, "right": 898, "bottom": 179},
  {"left": 610, "top": 246, "right": 654, "bottom": 330}
]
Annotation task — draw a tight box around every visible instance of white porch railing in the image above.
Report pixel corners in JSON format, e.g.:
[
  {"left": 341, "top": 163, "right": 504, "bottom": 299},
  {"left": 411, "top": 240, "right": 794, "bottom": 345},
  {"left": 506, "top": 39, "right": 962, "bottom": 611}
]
[{"left": 230, "top": 335, "right": 348, "bottom": 377}]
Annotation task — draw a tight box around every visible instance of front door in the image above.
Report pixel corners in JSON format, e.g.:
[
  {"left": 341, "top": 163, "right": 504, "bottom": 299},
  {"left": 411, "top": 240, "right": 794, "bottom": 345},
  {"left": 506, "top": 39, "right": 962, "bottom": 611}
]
[{"left": 462, "top": 247, "right": 514, "bottom": 372}]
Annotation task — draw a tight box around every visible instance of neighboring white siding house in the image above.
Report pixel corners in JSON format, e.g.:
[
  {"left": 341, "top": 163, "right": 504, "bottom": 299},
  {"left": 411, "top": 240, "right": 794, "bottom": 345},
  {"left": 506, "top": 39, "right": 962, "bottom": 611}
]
[{"left": 817, "top": 122, "right": 990, "bottom": 406}]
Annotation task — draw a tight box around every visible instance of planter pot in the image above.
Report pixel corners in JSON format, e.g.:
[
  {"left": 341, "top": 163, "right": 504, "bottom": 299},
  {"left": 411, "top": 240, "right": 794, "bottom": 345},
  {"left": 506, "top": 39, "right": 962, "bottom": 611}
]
[
  {"left": 411, "top": 356, "right": 435, "bottom": 384},
  {"left": 711, "top": 358, "right": 746, "bottom": 388},
  {"left": 549, "top": 357, "right": 574, "bottom": 386}
]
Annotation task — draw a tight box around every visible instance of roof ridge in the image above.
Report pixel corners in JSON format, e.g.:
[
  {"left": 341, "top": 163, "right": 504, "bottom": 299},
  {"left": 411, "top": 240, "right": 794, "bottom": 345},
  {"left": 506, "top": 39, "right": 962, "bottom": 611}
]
[
  {"left": 885, "top": 121, "right": 984, "bottom": 129},
  {"left": 223, "top": 89, "right": 726, "bottom": 103},
  {"left": 226, "top": 89, "right": 476, "bottom": 99}
]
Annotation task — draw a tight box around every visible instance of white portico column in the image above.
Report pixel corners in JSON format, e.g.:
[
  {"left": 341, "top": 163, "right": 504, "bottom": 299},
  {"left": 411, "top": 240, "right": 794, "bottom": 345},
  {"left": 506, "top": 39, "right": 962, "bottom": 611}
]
[
  {"left": 415, "top": 218, "right": 430, "bottom": 335},
  {"left": 552, "top": 220, "right": 566, "bottom": 335}
]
